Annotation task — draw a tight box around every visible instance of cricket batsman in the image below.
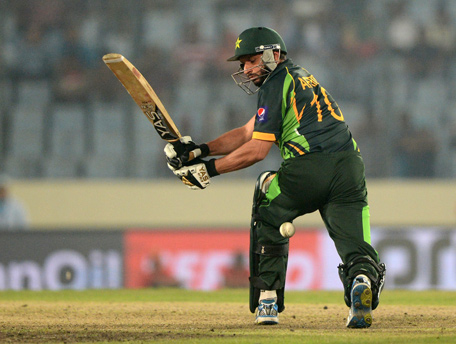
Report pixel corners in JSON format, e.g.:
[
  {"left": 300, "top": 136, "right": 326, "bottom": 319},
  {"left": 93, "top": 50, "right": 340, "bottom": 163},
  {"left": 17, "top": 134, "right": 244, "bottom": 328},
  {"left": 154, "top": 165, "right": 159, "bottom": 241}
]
[{"left": 165, "top": 27, "right": 386, "bottom": 328}]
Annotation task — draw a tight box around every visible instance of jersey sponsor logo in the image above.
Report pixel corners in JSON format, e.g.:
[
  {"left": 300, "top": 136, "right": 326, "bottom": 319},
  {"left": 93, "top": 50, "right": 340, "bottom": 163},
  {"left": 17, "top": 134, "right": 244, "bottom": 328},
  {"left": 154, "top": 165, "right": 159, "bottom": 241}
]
[{"left": 256, "top": 106, "right": 268, "bottom": 123}]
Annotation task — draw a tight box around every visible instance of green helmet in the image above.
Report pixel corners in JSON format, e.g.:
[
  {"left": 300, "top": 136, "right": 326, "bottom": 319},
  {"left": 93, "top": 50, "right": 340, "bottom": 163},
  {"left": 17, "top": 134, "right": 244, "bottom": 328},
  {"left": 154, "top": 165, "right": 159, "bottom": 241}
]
[{"left": 227, "top": 27, "right": 287, "bottom": 61}]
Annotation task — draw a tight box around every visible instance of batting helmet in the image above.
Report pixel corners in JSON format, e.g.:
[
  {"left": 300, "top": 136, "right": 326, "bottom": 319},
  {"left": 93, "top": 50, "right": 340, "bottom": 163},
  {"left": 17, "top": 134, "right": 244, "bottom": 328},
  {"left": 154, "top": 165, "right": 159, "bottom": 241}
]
[{"left": 227, "top": 27, "right": 287, "bottom": 61}]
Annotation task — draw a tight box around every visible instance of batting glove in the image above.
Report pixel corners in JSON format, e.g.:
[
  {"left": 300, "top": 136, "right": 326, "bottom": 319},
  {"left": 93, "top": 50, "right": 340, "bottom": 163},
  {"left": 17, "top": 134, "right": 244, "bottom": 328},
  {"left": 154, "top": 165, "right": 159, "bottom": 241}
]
[
  {"left": 171, "top": 158, "right": 219, "bottom": 190},
  {"left": 164, "top": 136, "right": 210, "bottom": 170}
]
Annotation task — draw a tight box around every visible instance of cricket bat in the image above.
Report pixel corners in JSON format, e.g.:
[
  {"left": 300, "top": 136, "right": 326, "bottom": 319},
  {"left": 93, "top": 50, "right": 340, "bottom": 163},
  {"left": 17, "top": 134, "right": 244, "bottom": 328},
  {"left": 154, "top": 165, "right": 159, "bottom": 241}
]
[{"left": 102, "top": 53, "right": 182, "bottom": 143}]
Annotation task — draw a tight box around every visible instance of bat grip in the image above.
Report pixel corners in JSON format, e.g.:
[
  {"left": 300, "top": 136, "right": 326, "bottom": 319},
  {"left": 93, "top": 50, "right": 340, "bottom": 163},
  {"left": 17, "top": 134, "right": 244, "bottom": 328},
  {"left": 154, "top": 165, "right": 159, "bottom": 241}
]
[
  {"left": 171, "top": 139, "right": 185, "bottom": 155},
  {"left": 171, "top": 138, "right": 196, "bottom": 163}
]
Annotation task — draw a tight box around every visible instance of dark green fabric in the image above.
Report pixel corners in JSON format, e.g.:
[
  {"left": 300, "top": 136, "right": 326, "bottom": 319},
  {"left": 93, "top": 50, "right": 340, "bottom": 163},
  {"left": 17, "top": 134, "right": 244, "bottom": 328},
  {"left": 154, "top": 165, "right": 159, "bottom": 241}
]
[
  {"left": 248, "top": 57, "right": 381, "bottom": 296},
  {"left": 254, "top": 59, "right": 356, "bottom": 158},
  {"left": 256, "top": 150, "right": 379, "bottom": 288},
  {"left": 227, "top": 27, "right": 287, "bottom": 61}
]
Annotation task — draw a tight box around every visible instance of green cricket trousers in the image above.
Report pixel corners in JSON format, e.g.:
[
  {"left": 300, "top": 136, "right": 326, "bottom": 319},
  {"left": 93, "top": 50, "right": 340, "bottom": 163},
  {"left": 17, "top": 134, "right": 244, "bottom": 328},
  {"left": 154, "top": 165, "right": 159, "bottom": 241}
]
[{"left": 257, "top": 150, "right": 380, "bottom": 289}]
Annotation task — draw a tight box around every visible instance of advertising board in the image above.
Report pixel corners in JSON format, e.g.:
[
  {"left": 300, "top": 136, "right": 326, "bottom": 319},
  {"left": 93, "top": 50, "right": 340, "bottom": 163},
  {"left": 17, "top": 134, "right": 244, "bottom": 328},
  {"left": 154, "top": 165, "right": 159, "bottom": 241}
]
[{"left": 0, "top": 231, "right": 123, "bottom": 290}]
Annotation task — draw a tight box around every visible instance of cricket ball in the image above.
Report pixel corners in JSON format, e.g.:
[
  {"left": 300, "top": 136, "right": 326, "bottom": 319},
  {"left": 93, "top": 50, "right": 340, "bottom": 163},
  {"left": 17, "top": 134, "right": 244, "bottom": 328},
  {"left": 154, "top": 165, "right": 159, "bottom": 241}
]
[{"left": 279, "top": 222, "right": 295, "bottom": 238}]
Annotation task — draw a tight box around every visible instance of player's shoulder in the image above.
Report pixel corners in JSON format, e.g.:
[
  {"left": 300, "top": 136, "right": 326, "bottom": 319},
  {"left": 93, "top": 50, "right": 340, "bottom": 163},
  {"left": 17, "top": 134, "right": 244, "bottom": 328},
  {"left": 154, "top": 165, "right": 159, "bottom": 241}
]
[
  {"left": 261, "top": 59, "right": 293, "bottom": 88},
  {"left": 283, "top": 59, "right": 311, "bottom": 77},
  {"left": 259, "top": 59, "right": 308, "bottom": 95}
]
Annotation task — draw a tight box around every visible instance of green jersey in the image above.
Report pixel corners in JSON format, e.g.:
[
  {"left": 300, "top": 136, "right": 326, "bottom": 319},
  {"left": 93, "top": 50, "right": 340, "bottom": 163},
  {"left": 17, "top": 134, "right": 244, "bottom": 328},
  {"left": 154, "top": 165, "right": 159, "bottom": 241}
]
[{"left": 252, "top": 59, "right": 357, "bottom": 160}]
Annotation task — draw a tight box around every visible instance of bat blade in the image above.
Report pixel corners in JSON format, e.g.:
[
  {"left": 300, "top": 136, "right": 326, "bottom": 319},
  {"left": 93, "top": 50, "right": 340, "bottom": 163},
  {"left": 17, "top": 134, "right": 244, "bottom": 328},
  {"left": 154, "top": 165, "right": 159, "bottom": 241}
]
[{"left": 102, "top": 53, "right": 181, "bottom": 142}]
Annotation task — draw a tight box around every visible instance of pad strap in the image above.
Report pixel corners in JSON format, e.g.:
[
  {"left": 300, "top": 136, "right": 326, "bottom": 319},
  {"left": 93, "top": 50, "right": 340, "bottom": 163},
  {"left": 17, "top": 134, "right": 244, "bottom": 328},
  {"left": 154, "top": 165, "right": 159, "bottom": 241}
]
[
  {"left": 338, "top": 256, "right": 386, "bottom": 310},
  {"left": 249, "top": 276, "right": 282, "bottom": 290},
  {"left": 254, "top": 243, "right": 289, "bottom": 257},
  {"left": 339, "top": 256, "right": 384, "bottom": 277}
]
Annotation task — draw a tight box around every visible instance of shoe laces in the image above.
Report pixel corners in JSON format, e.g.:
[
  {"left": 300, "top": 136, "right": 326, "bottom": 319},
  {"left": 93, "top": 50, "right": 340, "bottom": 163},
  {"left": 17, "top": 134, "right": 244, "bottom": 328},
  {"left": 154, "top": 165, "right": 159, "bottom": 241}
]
[{"left": 258, "top": 299, "right": 278, "bottom": 316}]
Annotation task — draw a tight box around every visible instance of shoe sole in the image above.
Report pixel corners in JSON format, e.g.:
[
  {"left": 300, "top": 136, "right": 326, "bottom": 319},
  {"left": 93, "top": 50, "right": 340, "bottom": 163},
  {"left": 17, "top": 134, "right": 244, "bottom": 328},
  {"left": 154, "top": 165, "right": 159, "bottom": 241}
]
[
  {"left": 256, "top": 316, "right": 279, "bottom": 325},
  {"left": 347, "top": 283, "right": 373, "bottom": 328}
]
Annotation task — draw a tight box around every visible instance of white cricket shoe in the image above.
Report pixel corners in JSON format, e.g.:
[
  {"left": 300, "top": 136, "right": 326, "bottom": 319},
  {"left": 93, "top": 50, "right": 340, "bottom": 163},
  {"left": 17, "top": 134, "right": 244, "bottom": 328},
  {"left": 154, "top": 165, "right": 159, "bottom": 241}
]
[
  {"left": 255, "top": 298, "right": 279, "bottom": 325},
  {"left": 346, "top": 274, "right": 373, "bottom": 328}
]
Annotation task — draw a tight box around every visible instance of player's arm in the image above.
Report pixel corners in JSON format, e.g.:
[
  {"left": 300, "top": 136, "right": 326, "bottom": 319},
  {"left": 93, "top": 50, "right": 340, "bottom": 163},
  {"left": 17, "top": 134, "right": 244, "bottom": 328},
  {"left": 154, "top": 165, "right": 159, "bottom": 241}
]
[
  {"left": 213, "top": 137, "right": 273, "bottom": 174},
  {"left": 208, "top": 115, "right": 274, "bottom": 173},
  {"left": 206, "top": 115, "right": 256, "bottom": 156},
  {"left": 165, "top": 115, "right": 255, "bottom": 170},
  {"left": 165, "top": 115, "right": 273, "bottom": 189}
]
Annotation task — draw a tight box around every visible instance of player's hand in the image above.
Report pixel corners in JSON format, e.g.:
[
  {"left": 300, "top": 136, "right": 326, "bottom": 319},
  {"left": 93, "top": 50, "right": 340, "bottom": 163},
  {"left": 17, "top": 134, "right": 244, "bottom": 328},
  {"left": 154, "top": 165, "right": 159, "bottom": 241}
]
[
  {"left": 164, "top": 136, "right": 209, "bottom": 170},
  {"left": 172, "top": 159, "right": 211, "bottom": 190},
  {"left": 169, "top": 158, "right": 219, "bottom": 190}
]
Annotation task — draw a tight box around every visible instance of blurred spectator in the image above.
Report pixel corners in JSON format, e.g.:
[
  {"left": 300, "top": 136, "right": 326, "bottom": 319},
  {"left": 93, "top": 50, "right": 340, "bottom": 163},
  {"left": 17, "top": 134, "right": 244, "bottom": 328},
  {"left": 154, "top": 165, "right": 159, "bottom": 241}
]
[
  {"left": 134, "top": 46, "right": 176, "bottom": 107},
  {"left": 92, "top": 60, "right": 126, "bottom": 102},
  {"left": 104, "top": 15, "right": 136, "bottom": 60},
  {"left": 223, "top": 252, "right": 249, "bottom": 288},
  {"left": 425, "top": 1, "right": 456, "bottom": 54},
  {"left": 3, "top": 0, "right": 65, "bottom": 80},
  {"left": 171, "top": 21, "right": 213, "bottom": 140},
  {"left": 393, "top": 112, "right": 438, "bottom": 178},
  {"left": 298, "top": 12, "right": 342, "bottom": 59},
  {"left": 52, "top": 26, "right": 90, "bottom": 103},
  {"left": 352, "top": 108, "right": 388, "bottom": 178},
  {"left": 52, "top": 55, "right": 89, "bottom": 103},
  {"left": 406, "top": 26, "right": 438, "bottom": 79},
  {"left": 387, "top": 1, "right": 420, "bottom": 57},
  {"left": 0, "top": 175, "right": 30, "bottom": 230},
  {"left": 172, "top": 20, "right": 213, "bottom": 82},
  {"left": 5, "top": 23, "right": 55, "bottom": 81},
  {"left": 340, "top": 6, "right": 381, "bottom": 61},
  {"left": 0, "top": 0, "right": 455, "bottom": 179},
  {"left": 423, "top": 1, "right": 456, "bottom": 78}
]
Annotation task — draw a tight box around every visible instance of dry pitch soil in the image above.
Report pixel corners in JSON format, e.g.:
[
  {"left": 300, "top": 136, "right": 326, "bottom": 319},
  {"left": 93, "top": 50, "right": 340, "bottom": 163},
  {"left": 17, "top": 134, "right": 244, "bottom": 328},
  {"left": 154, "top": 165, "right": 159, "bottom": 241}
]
[{"left": 0, "top": 301, "right": 455, "bottom": 343}]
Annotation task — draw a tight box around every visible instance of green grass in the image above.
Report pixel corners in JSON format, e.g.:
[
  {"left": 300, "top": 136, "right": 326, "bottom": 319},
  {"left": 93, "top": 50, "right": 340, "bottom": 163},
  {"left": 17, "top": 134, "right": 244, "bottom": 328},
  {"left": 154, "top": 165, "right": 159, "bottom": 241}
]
[
  {"left": 1, "top": 288, "right": 455, "bottom": 306},
  {"left": 0, "top": 289, "right": 455, "bottom": 343}
]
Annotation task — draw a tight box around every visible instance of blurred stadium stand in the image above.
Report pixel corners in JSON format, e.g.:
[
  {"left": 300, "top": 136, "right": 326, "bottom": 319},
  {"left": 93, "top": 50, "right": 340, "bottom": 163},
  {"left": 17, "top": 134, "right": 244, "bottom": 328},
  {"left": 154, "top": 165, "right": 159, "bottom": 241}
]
[{"left": 1, "top": 0, "right": 456, "bottom": 179}]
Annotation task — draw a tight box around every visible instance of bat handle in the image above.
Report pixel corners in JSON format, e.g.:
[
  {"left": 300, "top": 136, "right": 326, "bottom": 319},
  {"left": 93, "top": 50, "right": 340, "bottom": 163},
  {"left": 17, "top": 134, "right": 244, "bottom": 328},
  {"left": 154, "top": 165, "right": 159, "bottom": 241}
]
[
  {"left": 172, "top": 138, "right": 196, "bottom": 164},
  {"left": 171, "top": 138, "right": 197, "bottom": 163},
  {"left": 171, "top": 139, "right": 185, "bottom": 156}
]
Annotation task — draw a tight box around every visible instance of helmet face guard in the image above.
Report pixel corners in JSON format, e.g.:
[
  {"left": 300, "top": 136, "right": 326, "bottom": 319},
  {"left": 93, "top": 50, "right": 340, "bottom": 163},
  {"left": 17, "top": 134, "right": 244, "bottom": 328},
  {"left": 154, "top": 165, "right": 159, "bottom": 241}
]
[
  {"left": 231, "top": 65, "right": 264, "bottom": 95},
  {"left": 231, "top": 48, "right": 280, "bottom": 95}
]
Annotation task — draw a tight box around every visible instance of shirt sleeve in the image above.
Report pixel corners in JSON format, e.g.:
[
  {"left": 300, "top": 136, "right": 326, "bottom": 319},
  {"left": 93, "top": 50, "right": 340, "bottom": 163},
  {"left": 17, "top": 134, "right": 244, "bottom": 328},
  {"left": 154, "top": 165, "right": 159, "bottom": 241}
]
[{"left": 252, "top": 83, "right": 283, "bottom": 142}]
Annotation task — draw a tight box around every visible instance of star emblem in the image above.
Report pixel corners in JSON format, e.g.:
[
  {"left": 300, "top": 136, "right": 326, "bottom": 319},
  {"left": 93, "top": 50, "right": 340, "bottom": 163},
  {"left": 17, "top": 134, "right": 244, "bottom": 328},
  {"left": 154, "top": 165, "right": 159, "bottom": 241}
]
[{"left": 235, "top": 37, "right": 242, "bottom": 49}]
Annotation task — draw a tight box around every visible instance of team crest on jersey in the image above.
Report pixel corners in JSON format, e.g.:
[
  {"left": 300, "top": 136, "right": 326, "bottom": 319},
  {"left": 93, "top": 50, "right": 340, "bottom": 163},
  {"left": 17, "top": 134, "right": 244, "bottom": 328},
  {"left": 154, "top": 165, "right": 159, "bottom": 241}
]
[{"left": 257, "top": 106, "right": 268, "bottom": 122}]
